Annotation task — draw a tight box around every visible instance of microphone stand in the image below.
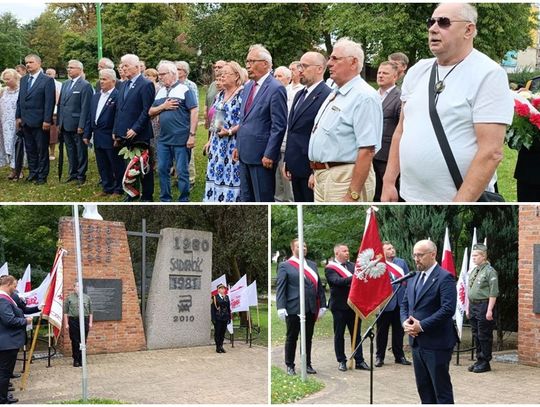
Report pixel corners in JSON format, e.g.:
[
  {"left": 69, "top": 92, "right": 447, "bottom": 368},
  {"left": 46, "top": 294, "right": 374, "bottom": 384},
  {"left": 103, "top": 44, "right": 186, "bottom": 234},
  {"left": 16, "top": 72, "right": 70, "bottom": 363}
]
[{"left": 349, "top": 282, "right": 405, "bottom": 405}]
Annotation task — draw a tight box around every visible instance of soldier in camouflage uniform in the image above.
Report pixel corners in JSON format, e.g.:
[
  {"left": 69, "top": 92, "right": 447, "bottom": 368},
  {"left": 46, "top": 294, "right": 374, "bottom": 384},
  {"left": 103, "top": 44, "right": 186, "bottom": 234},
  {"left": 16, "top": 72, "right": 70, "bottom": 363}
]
[{"left": 466, "top": 243, "right": 499, "bottom": 373}]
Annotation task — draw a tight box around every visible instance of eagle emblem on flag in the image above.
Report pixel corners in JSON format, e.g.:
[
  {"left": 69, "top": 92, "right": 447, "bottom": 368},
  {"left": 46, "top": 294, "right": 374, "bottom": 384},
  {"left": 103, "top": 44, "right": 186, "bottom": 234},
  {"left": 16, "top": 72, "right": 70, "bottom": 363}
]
[{"left": 354, "top": 248, "right": 386, "bottom": 282}]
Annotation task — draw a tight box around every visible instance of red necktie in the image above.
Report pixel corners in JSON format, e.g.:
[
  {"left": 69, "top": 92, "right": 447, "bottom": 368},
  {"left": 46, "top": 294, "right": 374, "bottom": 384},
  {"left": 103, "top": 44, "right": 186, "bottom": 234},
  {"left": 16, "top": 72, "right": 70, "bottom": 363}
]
[{"left": 244, "top": 82, "right": 258, "bottom": 112}]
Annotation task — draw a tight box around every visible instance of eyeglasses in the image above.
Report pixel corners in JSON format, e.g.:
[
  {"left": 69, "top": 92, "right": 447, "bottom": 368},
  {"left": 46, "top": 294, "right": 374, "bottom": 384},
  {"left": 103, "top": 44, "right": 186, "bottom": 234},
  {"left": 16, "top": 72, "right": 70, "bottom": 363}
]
[
  {"left": 427, "top": 17, "right": 471, "bottom": 29},
  {"left": 67, "top": 66, "right": 80, "bottom": 70},
  {"left": 245, "top": 59, "right": 266, "bottom": 65},
  {"left": 298, "top": 63, "right": 322, "bottom": 71},
  {"left": 412, "top": 252, "right": 433, "bottom": 259},
  {"left": 328, "top": 55, "right": 354, "bottom": 62},
  {"left": 157, "top": 72, "right": 170, "bottom": 76}
]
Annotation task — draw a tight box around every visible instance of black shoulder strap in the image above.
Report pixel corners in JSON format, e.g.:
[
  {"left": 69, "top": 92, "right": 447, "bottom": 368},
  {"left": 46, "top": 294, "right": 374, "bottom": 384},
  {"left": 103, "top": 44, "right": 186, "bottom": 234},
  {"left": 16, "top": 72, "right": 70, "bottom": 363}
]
[{"left": 428, "top": 61, "right": 463, "bottom": 191}]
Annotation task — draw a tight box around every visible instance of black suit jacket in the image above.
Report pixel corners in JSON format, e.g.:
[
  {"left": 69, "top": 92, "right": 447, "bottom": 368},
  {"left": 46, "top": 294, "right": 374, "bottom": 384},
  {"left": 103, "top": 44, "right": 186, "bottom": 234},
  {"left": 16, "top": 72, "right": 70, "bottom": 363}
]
[
  {"left": 276, "top": 259, "right": 326, "bottom": 315},
  {"left": 57, "top": 78, "right": 94, "bottom": 132},
  {"left": 16, "top": 72, "right": 56, "bottom": 128},
  {"left": 211, "top": 294, "right": 231, "bottom": 323},
  {"left": 325, "top": 261, "right": 354, "bottom": 311},
  {"left": 0, "top": 295, "right": 27, "bottom": 351},
  {"left": 85, "top": 88, "right": 119, "bottom": 149},
  {"left": 284, "top": 82, "right": 332, "bottom": 178},
  {"left": 374, "top": 86, "right": 401, "bottom": 163}
]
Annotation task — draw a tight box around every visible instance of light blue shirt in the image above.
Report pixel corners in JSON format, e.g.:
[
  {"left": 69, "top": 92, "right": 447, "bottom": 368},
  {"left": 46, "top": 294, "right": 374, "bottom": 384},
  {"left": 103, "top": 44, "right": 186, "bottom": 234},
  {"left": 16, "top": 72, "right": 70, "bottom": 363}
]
[
  {"left": 182, "top": 78, "right": 199, "bottom": 106},
  {"left": 308, "top": 75, "right": 382, "bottom": 163}
]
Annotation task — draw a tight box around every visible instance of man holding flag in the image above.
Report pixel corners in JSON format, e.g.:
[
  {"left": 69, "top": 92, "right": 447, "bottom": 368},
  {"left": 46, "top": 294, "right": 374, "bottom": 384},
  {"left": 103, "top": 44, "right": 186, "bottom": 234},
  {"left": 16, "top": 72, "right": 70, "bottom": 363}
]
[
  {"left": 401, "top": 240, "right": 457, "bottom": 404},
  {"left": 375, "top": 241, "right": 411, "bottom": 368},
  {"left": 325, "top": 243, "right": 369, "bottom": 372},
  {"left": 276, "top": 239, "right": 326, "bottom": 376}
]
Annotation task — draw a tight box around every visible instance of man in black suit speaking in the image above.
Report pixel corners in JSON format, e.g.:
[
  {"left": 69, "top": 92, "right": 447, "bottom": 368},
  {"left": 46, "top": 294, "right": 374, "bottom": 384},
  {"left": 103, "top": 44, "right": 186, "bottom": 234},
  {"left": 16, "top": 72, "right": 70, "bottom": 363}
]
[
  {"left": 276, "top": 239, "right": 326, "bottom": 376},
  {"left": 401, "top": 240, "right": 457, "bottom": 404}
]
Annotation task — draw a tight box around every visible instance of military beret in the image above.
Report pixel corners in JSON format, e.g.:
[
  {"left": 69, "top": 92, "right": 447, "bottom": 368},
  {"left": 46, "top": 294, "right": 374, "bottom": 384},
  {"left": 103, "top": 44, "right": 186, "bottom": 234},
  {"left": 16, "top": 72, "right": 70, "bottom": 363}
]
[{"left": 473, "top": 243, "right": 487, "bottom": 252}]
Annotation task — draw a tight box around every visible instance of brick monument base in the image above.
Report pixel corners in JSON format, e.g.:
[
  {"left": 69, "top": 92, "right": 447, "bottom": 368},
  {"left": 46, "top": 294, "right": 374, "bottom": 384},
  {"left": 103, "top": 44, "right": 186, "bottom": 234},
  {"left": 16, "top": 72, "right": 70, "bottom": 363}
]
[{"left": 57, "top": 217, "right": 146, "bottom": 355}]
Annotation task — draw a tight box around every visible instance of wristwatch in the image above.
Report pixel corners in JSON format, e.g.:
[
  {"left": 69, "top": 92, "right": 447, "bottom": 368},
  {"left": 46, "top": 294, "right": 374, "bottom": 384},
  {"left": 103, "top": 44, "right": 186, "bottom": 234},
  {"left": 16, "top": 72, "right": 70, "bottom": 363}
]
[
  {"left": 189, "top": 132, "right": 196, "bottom": 137},
  {"left": 228, "top": 129, "right": 233, "bottom": 136},
  {"left": 348, "top": 187, "right": 360, "bottom": 201}
]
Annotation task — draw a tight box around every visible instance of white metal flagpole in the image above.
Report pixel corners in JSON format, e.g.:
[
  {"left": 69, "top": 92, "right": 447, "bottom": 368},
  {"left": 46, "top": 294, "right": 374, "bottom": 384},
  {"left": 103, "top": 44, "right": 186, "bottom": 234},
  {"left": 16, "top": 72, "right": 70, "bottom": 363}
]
[
  {"left": 73, "top": 205, "right": 88, "bottom": 401},
  {"left": 297, "top": 205, "right": 307, "bottom": 381}
]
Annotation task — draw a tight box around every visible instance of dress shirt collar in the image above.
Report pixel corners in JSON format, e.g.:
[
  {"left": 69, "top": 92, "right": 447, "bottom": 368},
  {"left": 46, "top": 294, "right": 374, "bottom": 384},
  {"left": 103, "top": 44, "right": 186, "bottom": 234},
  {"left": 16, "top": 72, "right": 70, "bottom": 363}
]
[
  {"left": 378, "top": 84, "right": 396, "bottom": 99},
  {"left": 335, "top": 74, "right": 362, "bottom": 96},
  {"left": 420, "top": 263, "right": 438, "bottom": 281},
  {"left": 256, "top": 71, "right": 271, "bottom": 87},
  {"left": 128, "top": 73, "right": 141, "bottom": 84},
  {"left": 304, "top": 80, "right": 323, "bottom": 99}
]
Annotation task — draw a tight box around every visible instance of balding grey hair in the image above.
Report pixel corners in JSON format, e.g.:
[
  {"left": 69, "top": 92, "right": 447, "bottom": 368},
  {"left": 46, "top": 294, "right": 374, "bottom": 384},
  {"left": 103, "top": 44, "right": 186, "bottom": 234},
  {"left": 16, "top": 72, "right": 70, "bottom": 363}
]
[
  {"left": 99, "top": 68, "right": 117, "bottom": 81},
  {"left": 457, "top": 3, "right": 478, "bottom": 37},
  {"left": 275, "top": 66, "right": 291, "bottom": 80},
  {"left": 415, "top": 239, "right": 437, "bottom": 253},
  {"left": 121, "top": 54, "right": 140, "bottom": 66},
  {"left": 99, "top": 57, "right": 115, "bottom": 69},
  {"left": 25, "top": 54, "right": 42, "bottom": 64},
  {"left": 333, "top": 37, "right": 365, "bottom": 73},
  {"left": 158, "top": 60, "right": 179, "bottom": 81},
  {"left": 249, "top": 44, "right": 273, "bottom": 66},
  {"left": 333, "top": 243, "right": 347, "bottom": 253},
  {"left": 69, "top": 59, "right": 84, "bottom": 70},
  {"left": 175, "top": 61, "right": 190, "bottom": 76}
]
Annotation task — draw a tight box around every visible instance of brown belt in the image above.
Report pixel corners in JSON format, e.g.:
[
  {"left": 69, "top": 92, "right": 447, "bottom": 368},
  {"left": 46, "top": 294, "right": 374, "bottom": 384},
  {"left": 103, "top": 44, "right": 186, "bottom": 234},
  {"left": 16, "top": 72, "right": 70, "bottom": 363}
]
[{"left": 309, "top": 161, "right": 350, "bottom": 170}]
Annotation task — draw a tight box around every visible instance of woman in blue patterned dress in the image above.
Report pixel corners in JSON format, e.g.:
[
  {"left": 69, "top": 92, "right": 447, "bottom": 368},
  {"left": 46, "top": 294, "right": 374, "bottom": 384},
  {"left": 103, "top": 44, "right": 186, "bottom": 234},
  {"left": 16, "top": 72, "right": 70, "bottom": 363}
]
[{"left": 203, "top": 61, "right": 244, "bottom": 202}]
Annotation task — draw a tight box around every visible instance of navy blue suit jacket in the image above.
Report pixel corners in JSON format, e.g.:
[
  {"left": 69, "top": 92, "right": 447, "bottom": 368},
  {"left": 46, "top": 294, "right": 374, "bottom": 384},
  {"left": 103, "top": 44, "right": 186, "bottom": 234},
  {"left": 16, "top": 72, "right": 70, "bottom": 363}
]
[
  {"left": 284, "top": 82, "right": 332, "bottom": 178},
  {"left": 400, "top": 264, "right": 457, "bottom": 350},
  {"left": 57, "top": 78, "right": 94, "bottom": 132},
  {"left": 385, "top": 257, "right": 410, "bottom": 312},
  {"left": 276, "top": 259, "right": 326, "bottom": 316},
  {"left": 325, "top": 261, "right": 354, "bottom": 312},
  {"left": 113, "top": 75, "right": 155, "bottom": 142},
  {"left": 0, "top": 295, "right": 27, "bottom": 351},
  {"left": 236, "top": 75, "right": 287, "bottom": 164},
  {"left": 85, "top": 88, "right": 119, "bottom": 149},
  {"left": 16, "top": 72, "right": 56, "bottom": 128}
]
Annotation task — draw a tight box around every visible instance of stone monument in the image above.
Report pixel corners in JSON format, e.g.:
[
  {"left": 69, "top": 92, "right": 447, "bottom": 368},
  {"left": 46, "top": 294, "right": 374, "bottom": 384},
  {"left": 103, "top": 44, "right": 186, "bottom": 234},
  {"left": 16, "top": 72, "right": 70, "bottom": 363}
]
[
  {"left": 58, "top": 217, "right": 147, "bottom": 355},
  {"left": 145, "top": 228, "right": 212, "bottom": 349}
]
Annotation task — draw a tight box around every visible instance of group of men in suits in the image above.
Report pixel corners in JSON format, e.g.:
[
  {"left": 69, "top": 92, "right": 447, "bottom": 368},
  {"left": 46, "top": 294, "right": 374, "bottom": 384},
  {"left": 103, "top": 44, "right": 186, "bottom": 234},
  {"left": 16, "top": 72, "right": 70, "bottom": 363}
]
[{"left": 276, "top": 238, "right": 458, "bottom": 404}]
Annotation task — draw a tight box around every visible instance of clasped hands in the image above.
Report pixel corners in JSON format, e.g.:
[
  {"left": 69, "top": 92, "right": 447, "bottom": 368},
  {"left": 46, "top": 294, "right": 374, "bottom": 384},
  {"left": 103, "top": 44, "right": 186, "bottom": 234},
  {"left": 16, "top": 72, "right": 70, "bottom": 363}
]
[{"left": 403, "top": 316, "right": 422, "bottom": 337}]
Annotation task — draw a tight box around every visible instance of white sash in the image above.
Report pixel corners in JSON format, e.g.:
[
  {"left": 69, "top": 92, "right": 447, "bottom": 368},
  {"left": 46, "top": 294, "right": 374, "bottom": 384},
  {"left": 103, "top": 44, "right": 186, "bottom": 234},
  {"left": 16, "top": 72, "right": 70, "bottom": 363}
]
[
  {"left": 327, "top": 260, "right": 353, "bottom": 277},
  {"left": 288, "top": 256, "right": 319, "bottom": 285}
]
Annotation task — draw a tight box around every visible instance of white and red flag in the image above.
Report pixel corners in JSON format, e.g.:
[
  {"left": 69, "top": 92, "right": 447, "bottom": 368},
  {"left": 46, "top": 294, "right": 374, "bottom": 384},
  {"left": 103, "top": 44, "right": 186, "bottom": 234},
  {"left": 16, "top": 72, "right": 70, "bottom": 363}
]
[
  {"left": 211, "top": 274, "right": 227, "bottom": 296},
  {"left": 441, "top": 227, "right": 456, "bottom": 277},
  {"left": 347, "top": 207, "right": 393, "bottom": 319},
  {"left": 20, "top": 273, "right": 52, "bottom": 317},
  {"left": 0, "top": 262, "right": 8, "bottom": 276},
  {"left": 41, "top": 249, "right": 66, "bottom": 341},
  {"left": 454, "top": 248, "right": 469, "bottom": 339},
  {"left": 229, "top": 275, "right": 249, "bottom": 313},
  {"left": 16, "top": 264, "right": 32, "bottom": 293}
]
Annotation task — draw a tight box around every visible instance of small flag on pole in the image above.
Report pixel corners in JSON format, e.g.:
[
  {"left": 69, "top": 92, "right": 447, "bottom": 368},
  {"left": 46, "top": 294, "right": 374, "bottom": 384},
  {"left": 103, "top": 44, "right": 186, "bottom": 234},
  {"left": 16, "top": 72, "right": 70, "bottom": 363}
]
[
  {"left": 441, "top": 227, "right": 456, "bottom": 277},
  {"left": 41, "top": 249, "right": 66, "bottom": 341},
  {"left": 16, "top": 264, "right": 32, "bottom": 293}
]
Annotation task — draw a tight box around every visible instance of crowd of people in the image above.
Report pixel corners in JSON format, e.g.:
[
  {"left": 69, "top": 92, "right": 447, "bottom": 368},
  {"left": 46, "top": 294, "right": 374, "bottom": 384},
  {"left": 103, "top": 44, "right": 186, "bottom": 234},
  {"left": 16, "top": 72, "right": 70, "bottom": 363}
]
[
  {"left": 0, "top": 3, "right": 517, "bottom": 202},
  {"left": 275, "top": 237, "right": 499, "bottom": 404}
]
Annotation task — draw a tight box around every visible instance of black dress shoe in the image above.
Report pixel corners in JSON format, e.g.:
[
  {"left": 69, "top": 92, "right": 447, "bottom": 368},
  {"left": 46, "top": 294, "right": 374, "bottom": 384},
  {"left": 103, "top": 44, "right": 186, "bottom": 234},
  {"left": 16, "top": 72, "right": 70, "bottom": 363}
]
[
  {"left": 355, "top": 361, "right": 370, "bottom": 370},
  {"left": 73, "top": 361, "right": 80, "bottom": 367},
  {"left": 7, "top": 394, "right": 18, "bottom": 404},
  {"left": 468, "top": 362, "right": 478, "bottom": 372},
  {"left": 77, "top": 179, "right": 86, "bottom": 187},
  {"left": 306, "top": 365, "right": 317, "bottom": 374},
  {"left": 338, "top": 361, "right": 347, "bottom": 372},
  {"left": 8, "top": 385, "right": 14, "bottom": 392},
  {"left": 375, "top": 358, "right": 384, "bottom": 367},
  {"left": 10, "top": 373, "right": 21, "bottom": 379},
  {"left": 473, "top": 363, "right": 491, "bottom": 373},
  {"left": 35, "top": 179, "right": 46, "bottom": 185},
  {"left": 395, "top": 357, "right": 411, "bottom": 365},
  {"left": 286, "top": 366, "right": 296, "bottom": 376},
  {"left": 220, "top": 347, "right": 226, "bottom": 353},
  {"left": 25, "top": 176, "right": 36, "bottom": 182},
  {"left": 216, "top": 348, "right": 221, "bottom": 353}
]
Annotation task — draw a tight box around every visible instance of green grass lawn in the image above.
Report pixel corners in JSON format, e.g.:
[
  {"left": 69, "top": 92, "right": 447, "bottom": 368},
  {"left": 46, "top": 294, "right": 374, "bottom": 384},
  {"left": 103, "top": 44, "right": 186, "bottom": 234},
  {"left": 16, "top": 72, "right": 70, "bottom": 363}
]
[
  {"left": 225, "top": 301, "right": 268, "bottom": 347},
  {"left": 271, "top": 366, "right": 324, "bottom": 404}
]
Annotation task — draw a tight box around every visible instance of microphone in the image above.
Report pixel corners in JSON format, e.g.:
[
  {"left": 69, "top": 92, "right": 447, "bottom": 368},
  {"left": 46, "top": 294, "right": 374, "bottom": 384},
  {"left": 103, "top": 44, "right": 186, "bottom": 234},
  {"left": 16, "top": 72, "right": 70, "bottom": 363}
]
[{"left": 390, "top": 271, "right": 417, "bottom": 285}]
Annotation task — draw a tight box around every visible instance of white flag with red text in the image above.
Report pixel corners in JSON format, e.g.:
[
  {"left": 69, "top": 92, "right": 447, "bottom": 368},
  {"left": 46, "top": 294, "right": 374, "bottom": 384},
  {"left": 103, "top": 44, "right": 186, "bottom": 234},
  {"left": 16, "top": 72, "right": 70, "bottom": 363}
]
[
  {"left": 41, "top": 249, "right": 66, "bottom": 340},
  {"left": 441, "top": 227, "right": 456, "bottom": 277},
  {"left": 229, "top": 275, "right": 249, "bottom": 313},
  {"left": 20, "top": 273, "right": 51, "bottom": 317},
  {"left": 211, "top": 274, "right": 227, "bottom": 296},
  {"left": 16, "top": 264, "right": 32, "bottom": 293},
  {"left": 454, "top": 248, "right": 469, "bottom": 339}
]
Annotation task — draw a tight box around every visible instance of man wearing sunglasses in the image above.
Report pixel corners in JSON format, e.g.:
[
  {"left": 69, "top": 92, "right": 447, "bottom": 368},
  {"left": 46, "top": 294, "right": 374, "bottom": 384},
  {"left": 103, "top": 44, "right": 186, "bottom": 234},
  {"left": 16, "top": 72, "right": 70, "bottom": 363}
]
[{"left": 382, "top": 3, "right": 513, "bottom": 203}]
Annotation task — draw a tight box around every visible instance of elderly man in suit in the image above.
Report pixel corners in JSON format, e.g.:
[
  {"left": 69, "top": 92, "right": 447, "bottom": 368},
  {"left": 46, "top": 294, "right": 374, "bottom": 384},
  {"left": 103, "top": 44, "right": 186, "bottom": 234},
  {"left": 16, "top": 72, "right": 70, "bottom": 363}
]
[
  {"left": 401, "top": 240, "right": 457, "bottom": 404},
  {"left": 325, "top": 243, "right": 369, "bottom": 372},
  {"left": 284, "top": 52, "right": 332, "bottom": 202},
  {"left": 58, "top": 60, "right": 93, "bottom": 186},
  {"left": 0, "top": 276, "right": 32, "bottom": 404},
  {"left": 276, "top": 239, "right": 327, "bottom": 376},
  {"left": 84, "top": 68, "right": 124, "bottom": 196},
  {"left": 373, "top": 61, "right": 401, "bottom": 201},
  {"left": 113, "top": 53, "right": 156, "bottom": 201},
  {"left": 15, "top": 54, "right": 56, "bottom": 185},
  {"left": 234, "top": 44, "right": 288, "bottom": 202},
  {"left": 375, "top": 241, "right": 411, "bottom": 367}
]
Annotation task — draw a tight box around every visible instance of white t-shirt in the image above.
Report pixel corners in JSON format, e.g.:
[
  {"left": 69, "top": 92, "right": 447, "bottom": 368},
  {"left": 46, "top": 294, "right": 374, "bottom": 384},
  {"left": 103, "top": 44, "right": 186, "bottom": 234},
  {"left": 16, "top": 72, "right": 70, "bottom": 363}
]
[{"left": 399, "top": 49, "right": 513, "bottom": 202}]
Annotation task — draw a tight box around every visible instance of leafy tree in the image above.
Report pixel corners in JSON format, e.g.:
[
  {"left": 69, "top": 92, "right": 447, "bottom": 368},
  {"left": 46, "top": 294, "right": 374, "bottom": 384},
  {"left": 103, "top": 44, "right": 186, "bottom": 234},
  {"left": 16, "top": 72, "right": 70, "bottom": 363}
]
[
  {"left": 0, "top": 12, "right": 28, "bottom": 68},
  {"left": 62, "top": 28, "right": 99, "bottom": 78},
  {"left": 26, "top": 10, "right": 65, "bottom": 70},
  {"left": 47, "top": 3, "right": 97, "bottom": 33}
]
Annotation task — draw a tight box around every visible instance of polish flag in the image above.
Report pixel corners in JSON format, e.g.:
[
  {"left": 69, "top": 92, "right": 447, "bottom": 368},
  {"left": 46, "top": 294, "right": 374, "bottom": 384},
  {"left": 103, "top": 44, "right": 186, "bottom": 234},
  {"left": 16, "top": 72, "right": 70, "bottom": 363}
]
[
  {"left": 41, "top": 249, "right": 66, "bottom": 340},
  {"left": 0, "top": 262, "right": 8, "bottom": 276},
  {"left": 211, "top": 274, "right": 227, "bottom": 296},
  {"left": 441, "top": 227, "right": 456, "bottom": 277},
  {"left": 454, "top": 248, "right": 469, "bottom": 339},
  {"left": 16, "top": 264, "right": 32, "bottom": 293}
]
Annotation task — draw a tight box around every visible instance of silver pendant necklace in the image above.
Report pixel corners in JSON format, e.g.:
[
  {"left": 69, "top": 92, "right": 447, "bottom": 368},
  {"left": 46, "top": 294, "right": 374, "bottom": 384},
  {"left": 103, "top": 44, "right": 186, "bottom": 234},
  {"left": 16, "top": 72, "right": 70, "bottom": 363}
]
[{"left": 434, "top": 59, "right": 465, "bottom": 95}]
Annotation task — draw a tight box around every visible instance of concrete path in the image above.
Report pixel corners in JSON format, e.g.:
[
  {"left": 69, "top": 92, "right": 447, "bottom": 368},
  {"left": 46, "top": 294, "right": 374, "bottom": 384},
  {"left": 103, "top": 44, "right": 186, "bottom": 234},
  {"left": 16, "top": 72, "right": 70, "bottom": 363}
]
[
  {"left": 272, "top": 338, "right": 540, "bottom": 404},
  {"left": 15, "top": 343, "right": 267, "bottom": 404}
]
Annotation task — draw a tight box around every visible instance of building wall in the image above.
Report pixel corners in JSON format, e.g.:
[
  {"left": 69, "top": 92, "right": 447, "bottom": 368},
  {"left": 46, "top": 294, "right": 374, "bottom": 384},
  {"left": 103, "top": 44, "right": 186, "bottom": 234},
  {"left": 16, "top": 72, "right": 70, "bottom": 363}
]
[{"left": 518, "top": 206, "right": 540, "bottom": 367}]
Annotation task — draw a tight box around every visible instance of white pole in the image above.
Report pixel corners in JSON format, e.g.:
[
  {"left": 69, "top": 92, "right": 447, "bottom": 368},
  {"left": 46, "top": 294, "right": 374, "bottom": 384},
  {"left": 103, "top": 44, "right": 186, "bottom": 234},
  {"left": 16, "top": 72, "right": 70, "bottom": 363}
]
[
  {"left": 297, "top": 205, "right": 307, "bottom": 381},
  {"left": 73, "top": 205, "right": 88, "bottom": 401}
]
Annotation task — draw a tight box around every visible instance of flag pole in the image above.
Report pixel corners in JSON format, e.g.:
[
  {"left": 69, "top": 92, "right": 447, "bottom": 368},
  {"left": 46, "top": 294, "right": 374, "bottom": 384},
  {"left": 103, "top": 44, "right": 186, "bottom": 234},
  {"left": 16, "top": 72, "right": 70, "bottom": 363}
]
[
  {"left": 256, "top": 301, "right": 260, "bottom": 329},
  {"left": 297, "top": 205, "right": 307, "bottom": 382},
  {"left": 73, "top": 205, "right": 89, "bottom": 402},
  {"left": 349, "top": 315, "right": 360, "bottom": 369}
]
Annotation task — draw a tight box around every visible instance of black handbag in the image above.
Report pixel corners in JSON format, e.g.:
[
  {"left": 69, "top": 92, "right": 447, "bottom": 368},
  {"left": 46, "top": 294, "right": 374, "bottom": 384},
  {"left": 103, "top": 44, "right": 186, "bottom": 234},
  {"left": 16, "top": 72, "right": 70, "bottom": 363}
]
[{"left": 427, "top": 62, "right": 504, "bottom": 202}]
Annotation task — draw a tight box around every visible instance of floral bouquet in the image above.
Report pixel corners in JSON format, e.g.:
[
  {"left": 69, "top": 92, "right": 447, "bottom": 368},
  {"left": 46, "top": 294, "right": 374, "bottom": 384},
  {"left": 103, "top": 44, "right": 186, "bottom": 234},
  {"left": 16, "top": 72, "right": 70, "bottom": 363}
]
[{"left": 506, "top": 91, "right": 540, "bottom": 151}]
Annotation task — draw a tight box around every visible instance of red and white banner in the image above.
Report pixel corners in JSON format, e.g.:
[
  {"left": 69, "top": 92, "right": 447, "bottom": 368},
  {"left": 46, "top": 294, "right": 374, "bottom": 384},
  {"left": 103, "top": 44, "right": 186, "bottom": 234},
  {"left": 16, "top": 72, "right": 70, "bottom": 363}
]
[
  {"left": 42, "top": 249, "right": 66, "bottom": 340},
  {"left": 229, "top": 275, "right": 249, "bottom": 313},
  {"left": 211, "top": 274, "right": 227, "bottom": 296},
  {"left": 20, "top": 273, "right": 52, "bottom": 317},
  {"left": 441, "top": 227, "right": 456, "bottom": 277},
  {"left": 347, "top": 207, "right": 393, "bottom": 319},
  {"left": 0, "top": 262, "right": 8, "bottom": 277},
  {"left": 454, "top": 248, "right": 469, "bottom": 339},
  {"left": 326, "top": 261, "right": 353, "bottom": 278},
  {"left": 16, "top": 264, "right": 32, "bottom": 293}
]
